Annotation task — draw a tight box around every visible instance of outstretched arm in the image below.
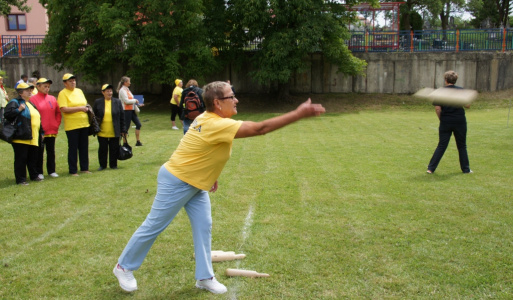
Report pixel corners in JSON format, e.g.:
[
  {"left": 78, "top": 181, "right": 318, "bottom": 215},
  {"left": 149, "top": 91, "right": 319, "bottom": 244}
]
[{"left": 235, "top": 99, "right": 325, "bottom": 139}]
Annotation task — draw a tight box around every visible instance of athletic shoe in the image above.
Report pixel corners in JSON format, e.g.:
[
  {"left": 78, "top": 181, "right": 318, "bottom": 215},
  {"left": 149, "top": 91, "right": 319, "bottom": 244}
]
[
  {"left": 38, "top": 174, "right": 44, "bottom": 180},
  {"left": 172, "top": 126, "right": 179, "bottom": 130},
  {"left": 426, "top": 170, "right": 433, "bottom": 174},
  {"left": 18, "top": 182, "right": 29, "bottom": 186},
  {"left": 97, "top": 167, "right": 106, "bottom": 171},
  {"left": 50, "top": 173, "right": 59, "bottom": 178},
  {"left": 136, "top": 141, "right": 143, "bottom": 146},
  {"left": 113, "top": 264, "right": 137, "bottom": 292},
  {"left": 464, "top": 170, "right": 473, "bottom": 174},
  {"left": 195, "top": 277, "right": 227, "bottom": 294},
  {"left": 32, "top": 177, "right": 43, "bottom": 182}
]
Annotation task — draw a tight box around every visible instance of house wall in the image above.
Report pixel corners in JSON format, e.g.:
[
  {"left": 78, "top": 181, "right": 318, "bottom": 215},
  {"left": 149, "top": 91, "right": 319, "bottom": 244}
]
[{"left": 0, "top": 0, "right": 48, "bottom": 36}]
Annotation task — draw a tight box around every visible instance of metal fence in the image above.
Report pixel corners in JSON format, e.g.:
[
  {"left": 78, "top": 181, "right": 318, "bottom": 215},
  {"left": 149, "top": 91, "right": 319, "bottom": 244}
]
[
  {"left": 1, "top": 35, "right": 45, "bottom": 57},
  {"left": 345, "top": 28, "right": 511, "bottom": 52},
  {"left": 2, "top": 29, "right": 513, "bottom": 58}
]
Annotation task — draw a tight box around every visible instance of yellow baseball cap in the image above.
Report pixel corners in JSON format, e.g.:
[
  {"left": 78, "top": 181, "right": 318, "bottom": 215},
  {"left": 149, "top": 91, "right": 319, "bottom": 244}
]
[
  {"left": 102, "top": 84, "right": 114, "bottom": 91},
  {"left": 16, "top": 82, "right": 31, "bottom": 90},
  {"left": 62, "top": 73, "right": 76, "bottom": 81},
  {"left": 37, "top": 78, "right": 53, "bottom": 84},
  {"left": 175, "top": 79, "right": 182, "bottom": 86}
]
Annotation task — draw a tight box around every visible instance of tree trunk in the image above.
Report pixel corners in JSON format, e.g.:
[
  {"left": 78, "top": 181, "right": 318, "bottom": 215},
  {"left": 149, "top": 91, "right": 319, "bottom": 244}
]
[
  {"left": 497, "top": 0, "right": 510, "bottom": 28},
  {"left": 440, "top": 2, "right": 450, "bottom": 31}
]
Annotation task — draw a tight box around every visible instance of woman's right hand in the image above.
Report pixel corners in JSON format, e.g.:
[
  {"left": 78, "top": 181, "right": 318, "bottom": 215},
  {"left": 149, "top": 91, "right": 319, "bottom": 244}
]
[
  {"left": 18, "top": 103, "right": 26, "bottom": 111},
  {"left": 295, "top": 98, "right": 325, "bottom": 118}
]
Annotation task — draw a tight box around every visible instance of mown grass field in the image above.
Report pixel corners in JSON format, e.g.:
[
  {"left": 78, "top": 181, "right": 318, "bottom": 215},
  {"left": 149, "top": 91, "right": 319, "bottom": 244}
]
[{"left": 1, "top": 91, "right": 512, "bottom": 299}]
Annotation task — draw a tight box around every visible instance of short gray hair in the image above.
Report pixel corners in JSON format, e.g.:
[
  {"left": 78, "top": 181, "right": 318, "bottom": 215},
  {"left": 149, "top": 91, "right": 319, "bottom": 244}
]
[{"left": 203, "top": 81, "right": 230, "bottom": 112}]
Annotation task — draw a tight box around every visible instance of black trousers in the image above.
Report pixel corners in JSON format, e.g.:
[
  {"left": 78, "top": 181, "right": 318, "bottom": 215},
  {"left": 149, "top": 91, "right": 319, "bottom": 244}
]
[
  {"left": 37, "top": 136, "right": 56, "bottom": 175},
  {"left": 428, "top": 121, "right": 470, "bottom": 173},
  {"left": 12, "top": 143, "right": 39, "bottom": 183},
  {"left": 170, "top": 104, "right": 181, "bottom": 121},
  {"left": 98, "top": 136, "right": 119, "bottom": 169},
  {"left": 65, "top": 127, "right": 89, "bottom": 174},
  {"left": 124, "top": 110, "right": 142, "bottom": 131}
]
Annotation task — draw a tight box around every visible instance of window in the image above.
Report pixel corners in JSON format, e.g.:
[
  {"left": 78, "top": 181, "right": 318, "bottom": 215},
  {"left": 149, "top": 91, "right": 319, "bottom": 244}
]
[{"left": 7, "top": 14, "right": 27, "bottom": 31}]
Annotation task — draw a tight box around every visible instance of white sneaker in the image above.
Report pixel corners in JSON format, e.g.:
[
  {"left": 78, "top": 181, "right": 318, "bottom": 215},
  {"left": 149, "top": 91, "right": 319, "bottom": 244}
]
[
  {"left": 113, "top": 264, "right": 137, "bottom": 292},
  {"left": 37, "top": 174, "right": 44, "bottom": 180},
  {"left": 195, "top": 277, "right": 227, "bottom": 294},
  {"left": 172, "top": 126, "right": 179, "bottom": 130},
  {"left": 50, "top": 173, "right": 59, "bottom": 178}
]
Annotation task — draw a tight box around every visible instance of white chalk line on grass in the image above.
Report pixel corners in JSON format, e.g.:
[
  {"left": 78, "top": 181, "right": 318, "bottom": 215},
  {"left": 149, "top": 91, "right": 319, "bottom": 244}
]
[
  {"left": 228, "top": 204, "right": 254, "bottom": 300},
  {"left": 2, "top": 206, "right": 89, "bottom": 265}
]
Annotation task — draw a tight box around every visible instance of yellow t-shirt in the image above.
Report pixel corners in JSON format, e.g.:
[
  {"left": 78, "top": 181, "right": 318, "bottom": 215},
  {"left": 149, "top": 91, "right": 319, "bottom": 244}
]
[
  {"left": 171, "top": 86, "right": 183, "bottom": 105},
  {"left": 12, "top": 102, "right": 40, "bottom": 146},
  {"left": 165, "top": 112, "right": 243, "bottom": 190},
  {"left": 98, "top": 100, "right": 115, "bottom": 138},
  {"left": 57, "top": 88, "right": 89, "bottom": 131}
]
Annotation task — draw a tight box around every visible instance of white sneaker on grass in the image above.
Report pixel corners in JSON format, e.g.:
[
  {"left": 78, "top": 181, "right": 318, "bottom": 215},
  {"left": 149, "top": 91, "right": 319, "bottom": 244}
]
[
  {"left": 113, "top": 264, "right": 137, "bottom": 292},
  {"left": 38, "top": 174, "right": 44, "bottom": 180},
  {"left": 195, "top": 277, "right": 227, "bottom": 294},
  {"left": 172, "top": 126, "right": 179, "bottom": 130},
  {"left": 50, "top": 173, "right": 59, "bottom": 178}
]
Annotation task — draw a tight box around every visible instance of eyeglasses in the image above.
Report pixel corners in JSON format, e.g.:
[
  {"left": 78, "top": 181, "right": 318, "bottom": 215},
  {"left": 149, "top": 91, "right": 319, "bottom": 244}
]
[{"left": 218, "top": 95, "right": 236, "bottom": 101}]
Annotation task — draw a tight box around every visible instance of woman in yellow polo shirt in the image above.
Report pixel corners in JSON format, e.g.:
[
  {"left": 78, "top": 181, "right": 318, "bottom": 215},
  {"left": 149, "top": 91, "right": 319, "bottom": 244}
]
[
  {"left": 57, "top": 73, "right": 91, "bottom": 176},
  {"left": 114, "top": 81, "right": 326, "bottom": 295},
  {"left": 4, "top": 83, "right": 43, "bottom": 185}
]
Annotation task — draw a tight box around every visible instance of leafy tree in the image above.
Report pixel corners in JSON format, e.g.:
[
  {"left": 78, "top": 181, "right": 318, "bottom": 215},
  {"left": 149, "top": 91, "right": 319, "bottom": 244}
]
[
  {"left": 427, "top": 0, "right": 466, "bottom": 30},
  {"left": 224, "top": 0, "right": 377, "bottom": 96},
  {"left": 468, "top": 0, "right": 511, "bottom": 28},
  {"left": 39, "top": 0, "right": 219, "bottom": 84},
  {"left": 0, "top": 0, "right": 30, "bottom": 15},
  {"left": 384, "top": 0, "right": 425, "bottom": 31},
  {"left": 399, "top": 6, "right": 423, "bottom": 31}
]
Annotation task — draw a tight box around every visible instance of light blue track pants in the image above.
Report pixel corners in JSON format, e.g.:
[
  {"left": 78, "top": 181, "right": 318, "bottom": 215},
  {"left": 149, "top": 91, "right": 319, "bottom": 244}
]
[{"left": 118, "top": 165, "right": 214, "bottom": 280}]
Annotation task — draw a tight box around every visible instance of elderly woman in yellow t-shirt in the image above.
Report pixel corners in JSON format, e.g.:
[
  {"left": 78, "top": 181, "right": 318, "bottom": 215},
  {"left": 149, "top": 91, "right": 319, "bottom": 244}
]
[
  {"left": 4, "top": 83, "right": 43, "bottom": 185},
  {"left": 170, "top": 79, "right": 183, "bottom": 130},
  {"left": 57, "top": 73, "right": 91, "bottom": 176},
  {"left": 93, "top": 84, "right": 126, "bottom": 170},
  {"left": 113, "top": 81, "right": 326, "bottom": 295}
]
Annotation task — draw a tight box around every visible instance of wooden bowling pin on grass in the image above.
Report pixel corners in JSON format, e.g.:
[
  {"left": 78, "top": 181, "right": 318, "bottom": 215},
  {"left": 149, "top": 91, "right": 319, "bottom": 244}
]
[{"left": 225, "top": 268, "right": 270, "bottom": 278}]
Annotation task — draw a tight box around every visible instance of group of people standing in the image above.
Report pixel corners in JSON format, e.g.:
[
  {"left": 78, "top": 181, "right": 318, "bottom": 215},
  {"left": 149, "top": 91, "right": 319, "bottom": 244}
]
[{"left": 2, "top": 74, "right": 143, "bottom": 185}]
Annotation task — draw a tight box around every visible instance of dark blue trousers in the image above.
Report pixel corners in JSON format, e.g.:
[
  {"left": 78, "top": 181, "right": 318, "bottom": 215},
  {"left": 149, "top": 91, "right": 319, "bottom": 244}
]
[
  {"left": 65, "top": 127, "right": 89, "bottom": 174},
  {"left": 97, "top": 136, "right": 120, "bottom": 169},
  {"left": 37, "top": 136, "right": 57, "bottom": 175},
  {"left": 428, "top": 121, "right": 470, "bottom": 173},
  {"left": 11, "top": 143, "right": 39, "bottom": 183}
]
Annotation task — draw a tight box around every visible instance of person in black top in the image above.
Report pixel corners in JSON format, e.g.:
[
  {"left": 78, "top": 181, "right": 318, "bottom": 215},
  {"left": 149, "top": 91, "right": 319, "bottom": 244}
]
[{"left": 427, "top": 70, "right": 472, "bottom": 174}]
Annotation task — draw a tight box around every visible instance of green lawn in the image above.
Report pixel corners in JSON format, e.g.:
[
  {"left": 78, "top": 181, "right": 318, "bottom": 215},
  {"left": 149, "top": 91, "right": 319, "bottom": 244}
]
[{"left": 1, "top": 94, "right": 512, "bottom": 299}]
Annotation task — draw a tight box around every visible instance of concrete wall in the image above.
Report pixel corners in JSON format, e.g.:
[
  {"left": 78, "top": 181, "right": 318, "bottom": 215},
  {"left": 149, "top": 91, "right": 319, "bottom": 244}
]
[
  {"left": 284, "top": 52, "right": 513, "bottom": 94},
  {"left": 2, "top": 52, "right": 513, "bottom": 95}
]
